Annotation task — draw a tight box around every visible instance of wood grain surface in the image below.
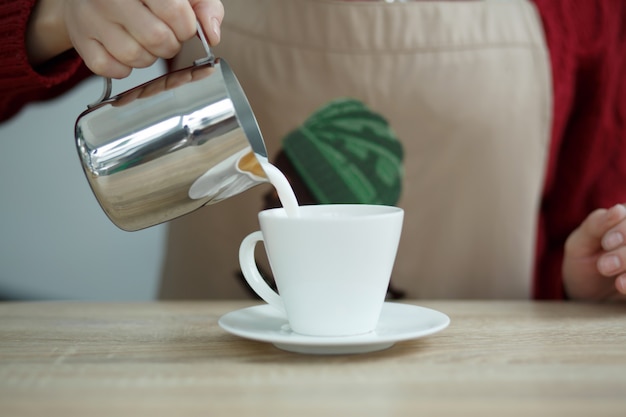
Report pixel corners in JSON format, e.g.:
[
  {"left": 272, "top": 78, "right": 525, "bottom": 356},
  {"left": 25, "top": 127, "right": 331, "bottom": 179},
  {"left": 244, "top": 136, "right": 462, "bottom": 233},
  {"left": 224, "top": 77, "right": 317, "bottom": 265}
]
[{"left": 1, "top": 300, "right": 625, "bottom": 416}]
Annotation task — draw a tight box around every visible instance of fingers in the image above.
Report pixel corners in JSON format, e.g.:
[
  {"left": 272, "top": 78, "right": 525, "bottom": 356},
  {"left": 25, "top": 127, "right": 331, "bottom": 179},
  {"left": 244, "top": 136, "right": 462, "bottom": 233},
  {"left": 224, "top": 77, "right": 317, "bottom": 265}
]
[
  {"left": 191, "top": 0, "right": 225, "bottom": 45},
  {"left": 72, "top": 37, "right": 135, "bottom": 79},
  {"left": 598, "top": 245, "right": 626, "bottom": 276},
  {"left": 565, "top": 204, "right": 626, "bottom": 258},
  {"left": 563, "top": 204, "right": 626, "bottom": 301},
  {"left": 96, "top": 0, "right": 193, "bottom": 73},
  {"left": 591, "top": 204, "right": 626, "bottom": 296},
  {"left": 143, "top": 0, "right": 197, "bottom": 42},
  {"left": 87, "top": 17, "right": 161, "bottom": 74},
  {"left": 600, "top": 206, "right": 626, "bottom": 251},
  {"left": 65, "top": 0, "right": 224, "bottom": 79},
  {"left": 138, "top": 0, "right": 198, "bottom": 58},
  {"left": 615, "top": 273, "right": 626, "bottom": 295},
  {"left": 594, "top": 205, "right": 626, "bottom": 278}
]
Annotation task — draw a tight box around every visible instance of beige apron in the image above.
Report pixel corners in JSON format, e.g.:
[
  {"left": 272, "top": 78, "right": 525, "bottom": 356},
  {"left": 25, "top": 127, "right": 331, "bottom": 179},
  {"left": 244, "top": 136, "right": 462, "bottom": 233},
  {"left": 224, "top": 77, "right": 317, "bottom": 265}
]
[{"left": 160, "top": 0, "right": 552, "bottom": 299}]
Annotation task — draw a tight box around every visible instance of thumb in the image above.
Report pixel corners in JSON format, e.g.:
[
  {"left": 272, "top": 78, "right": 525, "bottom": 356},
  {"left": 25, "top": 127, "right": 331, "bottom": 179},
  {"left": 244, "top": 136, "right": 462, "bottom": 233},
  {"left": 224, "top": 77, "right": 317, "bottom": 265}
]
[{"left": 192, "top": 0, "right": 224, "bottom": 46}]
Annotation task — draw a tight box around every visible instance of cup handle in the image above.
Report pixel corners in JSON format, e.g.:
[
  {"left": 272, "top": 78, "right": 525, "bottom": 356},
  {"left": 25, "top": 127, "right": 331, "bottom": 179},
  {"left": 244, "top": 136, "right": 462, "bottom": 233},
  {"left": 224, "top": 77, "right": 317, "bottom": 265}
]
[{"left": 239, "top": 231, "right": 285, "bottom": 313}]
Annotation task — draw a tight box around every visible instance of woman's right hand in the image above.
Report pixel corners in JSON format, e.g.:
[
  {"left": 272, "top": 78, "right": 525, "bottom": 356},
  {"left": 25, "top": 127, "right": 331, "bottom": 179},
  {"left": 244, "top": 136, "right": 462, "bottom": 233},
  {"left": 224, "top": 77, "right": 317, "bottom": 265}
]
[{"left": 26, "top": 0, "right": 224, "bottom": 79}]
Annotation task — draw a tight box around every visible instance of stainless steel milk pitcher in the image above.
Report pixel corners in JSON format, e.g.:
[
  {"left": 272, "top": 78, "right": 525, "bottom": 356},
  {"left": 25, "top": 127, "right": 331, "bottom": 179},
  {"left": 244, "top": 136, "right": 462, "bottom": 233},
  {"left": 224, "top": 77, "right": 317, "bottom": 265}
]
[{"left": 75, "top": 24, "right": 268, "bottom": 231}]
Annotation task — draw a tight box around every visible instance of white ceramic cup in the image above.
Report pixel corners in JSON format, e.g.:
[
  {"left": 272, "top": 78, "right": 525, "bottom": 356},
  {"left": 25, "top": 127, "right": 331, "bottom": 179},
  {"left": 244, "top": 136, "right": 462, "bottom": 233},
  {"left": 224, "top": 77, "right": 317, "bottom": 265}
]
[{"left": 239, "top": 204, "right": 404, "bottom": 337}]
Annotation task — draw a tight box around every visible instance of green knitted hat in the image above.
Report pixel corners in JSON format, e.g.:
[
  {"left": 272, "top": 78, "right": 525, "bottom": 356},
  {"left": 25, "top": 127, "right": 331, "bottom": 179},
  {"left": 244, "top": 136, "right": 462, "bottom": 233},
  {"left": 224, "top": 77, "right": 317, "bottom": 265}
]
[{"left": 282, "top": 98, "right": 404, "bottom": 206}]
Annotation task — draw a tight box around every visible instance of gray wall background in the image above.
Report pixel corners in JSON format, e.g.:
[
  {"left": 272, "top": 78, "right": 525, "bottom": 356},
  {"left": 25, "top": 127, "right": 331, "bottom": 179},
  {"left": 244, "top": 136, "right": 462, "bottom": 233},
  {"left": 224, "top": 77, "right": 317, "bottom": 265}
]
[{"left": 0, "top": 65, "right": 167, "bottom": 301}]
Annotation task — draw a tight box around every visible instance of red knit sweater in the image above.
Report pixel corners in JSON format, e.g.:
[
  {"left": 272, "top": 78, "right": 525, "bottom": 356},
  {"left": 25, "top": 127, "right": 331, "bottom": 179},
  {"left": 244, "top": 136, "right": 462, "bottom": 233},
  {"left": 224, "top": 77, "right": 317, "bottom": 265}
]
[
  {"left": 1, "top": 0, "right": 625, "bottom": 299},
  {"left": 0, "top": 0, "right": 90, "bottom": 122},
  {"left": 532, "top": 0, "right": 626, "bottom": 298}
]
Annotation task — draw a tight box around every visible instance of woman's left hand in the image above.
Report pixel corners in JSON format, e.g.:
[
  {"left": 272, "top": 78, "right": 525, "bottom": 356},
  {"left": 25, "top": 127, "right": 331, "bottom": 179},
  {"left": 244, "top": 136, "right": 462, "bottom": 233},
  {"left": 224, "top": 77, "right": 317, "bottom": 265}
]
[{"left": 563, "top": 204, "right": 626, "bottom": 301}]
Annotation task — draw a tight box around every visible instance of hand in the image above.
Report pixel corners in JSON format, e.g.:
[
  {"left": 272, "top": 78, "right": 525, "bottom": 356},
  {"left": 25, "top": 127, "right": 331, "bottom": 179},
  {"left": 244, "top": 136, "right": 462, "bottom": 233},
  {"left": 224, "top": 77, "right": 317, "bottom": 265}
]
[
  {"left": 562, "top": 204, "right": 626, "bottom": 301},
  {"left": 26, "top": 0, "right": 224, "bottom": 79}
]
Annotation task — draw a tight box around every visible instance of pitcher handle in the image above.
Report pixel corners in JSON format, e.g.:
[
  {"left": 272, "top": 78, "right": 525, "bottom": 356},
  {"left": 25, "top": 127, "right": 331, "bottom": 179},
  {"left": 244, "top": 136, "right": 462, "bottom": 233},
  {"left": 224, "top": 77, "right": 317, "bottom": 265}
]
[
  {"left": 193, "top": 20, "right": 215, "bottom": 65},
  {"left": 87, "top": 77, "right": 113, "bottom": 109},
  {"left": 88, "top": 20, "right": 214, "bottom": 109}
]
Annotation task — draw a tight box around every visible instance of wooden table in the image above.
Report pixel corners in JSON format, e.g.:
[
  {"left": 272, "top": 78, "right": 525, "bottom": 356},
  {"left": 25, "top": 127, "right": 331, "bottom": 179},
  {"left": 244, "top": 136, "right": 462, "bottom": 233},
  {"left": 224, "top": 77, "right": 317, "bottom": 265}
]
[{"left": 1, "top": 300, "right": 625, "bottom": 416}]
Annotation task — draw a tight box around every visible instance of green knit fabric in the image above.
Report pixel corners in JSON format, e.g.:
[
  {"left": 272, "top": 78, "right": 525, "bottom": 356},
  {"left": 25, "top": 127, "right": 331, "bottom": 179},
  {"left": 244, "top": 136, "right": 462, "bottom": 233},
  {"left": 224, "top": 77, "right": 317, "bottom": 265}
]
[{"left": 282, "top": 98, "right": 404, "bottom": 206}]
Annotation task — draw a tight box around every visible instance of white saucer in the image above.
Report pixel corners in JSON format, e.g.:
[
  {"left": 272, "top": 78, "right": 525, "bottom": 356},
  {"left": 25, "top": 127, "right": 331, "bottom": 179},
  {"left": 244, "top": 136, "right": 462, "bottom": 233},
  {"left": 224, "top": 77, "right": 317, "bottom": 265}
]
[{"left": 218, "top": 302, "right": 450, "bottom": 355}]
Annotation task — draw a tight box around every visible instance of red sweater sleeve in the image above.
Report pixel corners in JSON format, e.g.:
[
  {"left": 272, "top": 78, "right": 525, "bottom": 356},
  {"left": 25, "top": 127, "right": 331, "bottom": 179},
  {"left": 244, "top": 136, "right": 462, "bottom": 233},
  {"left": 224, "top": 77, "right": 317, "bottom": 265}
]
[
  {"left": 0, "top": 0, "right": 92, "bottom": 122},
  {"left": 532, "top": 0, "right": 626, "bottom": 299}
]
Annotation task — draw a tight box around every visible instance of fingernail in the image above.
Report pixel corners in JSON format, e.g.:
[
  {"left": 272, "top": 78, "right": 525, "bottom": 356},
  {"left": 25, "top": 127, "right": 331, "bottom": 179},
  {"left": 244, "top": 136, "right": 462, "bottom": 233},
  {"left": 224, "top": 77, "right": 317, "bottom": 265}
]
[
  {"left": 211, "top": 17, "right": 221, "bottom": 40},
  {"left": 603, "top": 231, "right": 624, "bottom": 250},
  {"left": 599, "top": 255, "right": 621, "bottom": 274},
  {"left": 617, "top": 275, "right": 626, "bottom": 294},
  {"left": 609, "top": 204, "right": 626, "bottom": 218}
]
